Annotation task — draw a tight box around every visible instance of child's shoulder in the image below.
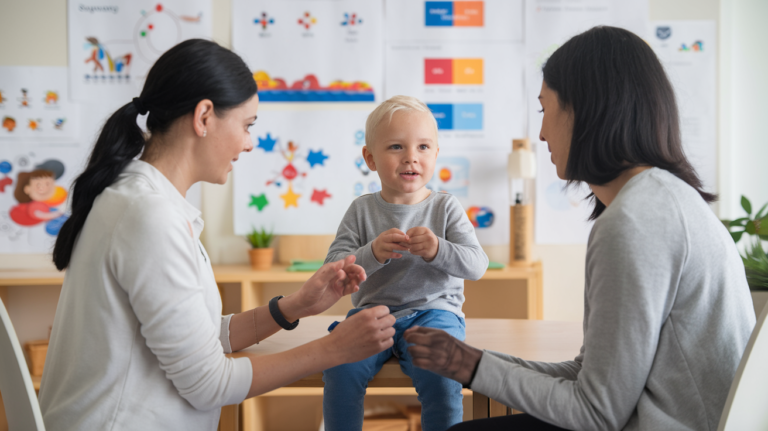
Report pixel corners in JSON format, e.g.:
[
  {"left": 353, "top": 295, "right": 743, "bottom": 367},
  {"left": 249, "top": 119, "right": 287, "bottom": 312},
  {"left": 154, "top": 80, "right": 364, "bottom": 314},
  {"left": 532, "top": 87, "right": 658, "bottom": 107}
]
[{"left": 431, "top": 190, "right": 461, "bottom": 208}]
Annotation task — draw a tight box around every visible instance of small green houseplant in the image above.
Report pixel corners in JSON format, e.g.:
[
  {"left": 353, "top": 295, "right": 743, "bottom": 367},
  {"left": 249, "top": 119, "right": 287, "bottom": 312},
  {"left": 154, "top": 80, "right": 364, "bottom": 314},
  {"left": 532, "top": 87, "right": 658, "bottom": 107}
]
[
  {"left": 246, "top": 227, "right": 274, "bottom": 270},
  {"left": 722, "top": 196, "right": 768, "bottom": 291}
]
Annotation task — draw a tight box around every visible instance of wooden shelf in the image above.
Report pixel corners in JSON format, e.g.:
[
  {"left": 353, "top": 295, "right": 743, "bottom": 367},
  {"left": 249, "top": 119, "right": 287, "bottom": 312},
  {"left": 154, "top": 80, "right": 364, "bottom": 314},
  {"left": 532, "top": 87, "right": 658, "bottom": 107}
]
[{"left": 0, "top": 261, "right": 541, "bottom": 286}]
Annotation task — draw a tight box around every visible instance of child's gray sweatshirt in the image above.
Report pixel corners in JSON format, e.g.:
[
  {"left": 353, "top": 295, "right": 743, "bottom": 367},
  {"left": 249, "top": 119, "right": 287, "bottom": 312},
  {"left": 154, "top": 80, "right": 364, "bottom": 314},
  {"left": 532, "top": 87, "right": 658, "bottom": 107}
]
[{"left": 325, "top": 191, "right": 489, "bottom": 318}]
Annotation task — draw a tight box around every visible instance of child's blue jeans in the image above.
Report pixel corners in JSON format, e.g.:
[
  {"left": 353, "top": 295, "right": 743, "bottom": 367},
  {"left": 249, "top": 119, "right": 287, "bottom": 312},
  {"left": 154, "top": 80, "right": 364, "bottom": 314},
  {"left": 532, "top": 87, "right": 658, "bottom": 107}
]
[{"left": 323, "top": 308, "right": 466, "bottom": 431}]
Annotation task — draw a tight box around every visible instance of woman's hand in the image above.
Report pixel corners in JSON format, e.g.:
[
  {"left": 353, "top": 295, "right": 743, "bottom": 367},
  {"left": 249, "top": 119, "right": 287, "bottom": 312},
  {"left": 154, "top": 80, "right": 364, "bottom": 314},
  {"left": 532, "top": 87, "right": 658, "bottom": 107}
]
[
  {"left": 404, "top": 326, "right": 484, "bottom": 386},
  {"left": 325, "top": 306, "right": 396, "bottom": 363},
  {"left": 280, "top": 255, "right": 366, "bottom": 322}
]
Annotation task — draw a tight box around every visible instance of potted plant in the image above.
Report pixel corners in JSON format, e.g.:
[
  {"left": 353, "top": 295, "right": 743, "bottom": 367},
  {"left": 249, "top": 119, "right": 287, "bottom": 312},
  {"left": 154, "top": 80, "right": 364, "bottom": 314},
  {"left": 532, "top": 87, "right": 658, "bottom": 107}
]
[
  {"left": 722, "top": 196, "right": 768, "bottom": 315},
  {"left": 246, "top": 227, "right": 274, "bottom": 270}
]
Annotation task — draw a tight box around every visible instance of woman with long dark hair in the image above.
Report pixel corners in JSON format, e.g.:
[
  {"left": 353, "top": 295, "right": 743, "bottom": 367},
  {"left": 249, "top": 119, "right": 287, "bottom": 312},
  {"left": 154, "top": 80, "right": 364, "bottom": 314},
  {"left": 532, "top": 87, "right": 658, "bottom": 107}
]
[
  {"left": 404, "top": 27, "right": 755, "bottom": 430},
  {"left": 39, "top": 39, "right": 396, "bottom": 430}
]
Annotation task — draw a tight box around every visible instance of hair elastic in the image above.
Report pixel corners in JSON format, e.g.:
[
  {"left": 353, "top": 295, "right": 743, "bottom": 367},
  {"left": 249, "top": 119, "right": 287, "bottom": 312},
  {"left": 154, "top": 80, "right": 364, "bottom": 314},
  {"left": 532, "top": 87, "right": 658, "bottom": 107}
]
[{"left": 132, "top": 97, "right": 149, "bottom": 115}]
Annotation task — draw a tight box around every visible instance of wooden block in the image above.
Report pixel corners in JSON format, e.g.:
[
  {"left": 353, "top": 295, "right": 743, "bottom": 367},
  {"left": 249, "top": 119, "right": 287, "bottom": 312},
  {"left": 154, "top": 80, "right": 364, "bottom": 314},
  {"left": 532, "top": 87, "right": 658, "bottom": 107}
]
[
  {"left": 24, "top": 340, "right": 48, "bottom": 377},
  {"left": 472, "top": 392, "right": 489, "bottom": 419},
  {"left": 276, "top": 235, "right": 335, "bottom": 264},
  {"left": 362, "top": 419, "right": 410, "bottom": 431}
]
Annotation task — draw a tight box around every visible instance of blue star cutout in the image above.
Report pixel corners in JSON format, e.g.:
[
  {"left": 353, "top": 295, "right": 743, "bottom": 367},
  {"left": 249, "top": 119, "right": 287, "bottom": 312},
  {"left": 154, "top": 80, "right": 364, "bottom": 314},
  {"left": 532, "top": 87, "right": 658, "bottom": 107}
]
[
  {"left": 306, "top": 149, "right": 329, "bottom": 168},
  {"left": 257, "top": 133, "right": 277, "bottom": 152}
]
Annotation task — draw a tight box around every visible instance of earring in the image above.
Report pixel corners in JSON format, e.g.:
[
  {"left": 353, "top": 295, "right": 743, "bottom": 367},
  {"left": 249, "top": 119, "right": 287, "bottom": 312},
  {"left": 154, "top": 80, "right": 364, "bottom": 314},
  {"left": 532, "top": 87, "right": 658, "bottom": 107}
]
[{"left": 203, "top": 130, "right": 207, "bottom": 137}]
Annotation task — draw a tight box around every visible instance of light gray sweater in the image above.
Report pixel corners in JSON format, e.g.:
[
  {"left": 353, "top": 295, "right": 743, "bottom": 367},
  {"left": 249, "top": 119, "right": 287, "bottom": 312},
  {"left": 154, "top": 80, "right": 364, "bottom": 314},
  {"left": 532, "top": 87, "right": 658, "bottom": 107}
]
[
  {"left": 471, "top": 168, "right": 755, "bottom": 431},
  {"left": 325, "top": 191, "right": 488, "bottom": 318}
]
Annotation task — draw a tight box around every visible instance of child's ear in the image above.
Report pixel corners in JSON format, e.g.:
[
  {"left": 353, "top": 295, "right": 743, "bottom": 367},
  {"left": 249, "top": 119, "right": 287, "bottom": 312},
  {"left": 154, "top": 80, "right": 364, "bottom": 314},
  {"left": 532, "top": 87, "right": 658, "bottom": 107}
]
[{"left": 362, "top": 146, "right": 377, "bottom": 172}]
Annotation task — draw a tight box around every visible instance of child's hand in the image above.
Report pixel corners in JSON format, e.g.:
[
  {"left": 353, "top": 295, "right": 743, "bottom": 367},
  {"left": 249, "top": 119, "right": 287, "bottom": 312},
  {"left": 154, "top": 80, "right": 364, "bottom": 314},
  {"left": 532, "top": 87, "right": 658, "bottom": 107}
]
[
  {"left": 372, "top": 228, "right": 410, "bottom": 264},
  {"left": 406, "top": 227, "right": 439, "bottom": 262}
]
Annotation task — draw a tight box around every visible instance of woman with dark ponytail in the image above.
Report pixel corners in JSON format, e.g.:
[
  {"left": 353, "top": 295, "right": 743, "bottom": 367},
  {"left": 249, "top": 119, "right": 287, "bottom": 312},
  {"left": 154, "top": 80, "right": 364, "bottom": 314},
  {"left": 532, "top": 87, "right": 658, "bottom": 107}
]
[
  {"left": 39, "top": 39, "right": 395, "bottom": 430},
  {"left": 404, "top": 27, "right": 755, "bottom": 430}
]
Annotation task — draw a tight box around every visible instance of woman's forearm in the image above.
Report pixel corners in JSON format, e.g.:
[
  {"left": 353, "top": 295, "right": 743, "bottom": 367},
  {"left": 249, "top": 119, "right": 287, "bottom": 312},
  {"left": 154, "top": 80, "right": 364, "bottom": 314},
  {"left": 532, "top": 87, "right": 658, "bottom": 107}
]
[
  {"left": 228, "top": 294, "right": 305, "bottom": 352},
  {"left": 242, "top": 305, "right": 396, "bottom": 398},
  {"left": 244, "top": 337, "right": 339, "bottom": 398}
]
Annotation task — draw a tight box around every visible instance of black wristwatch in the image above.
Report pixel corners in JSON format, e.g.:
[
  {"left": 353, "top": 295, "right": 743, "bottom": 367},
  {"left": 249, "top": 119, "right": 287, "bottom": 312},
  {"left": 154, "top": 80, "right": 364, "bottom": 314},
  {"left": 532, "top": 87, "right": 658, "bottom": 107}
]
[{"left": 269, "top": 295, "right": 299, "bottom": 330}]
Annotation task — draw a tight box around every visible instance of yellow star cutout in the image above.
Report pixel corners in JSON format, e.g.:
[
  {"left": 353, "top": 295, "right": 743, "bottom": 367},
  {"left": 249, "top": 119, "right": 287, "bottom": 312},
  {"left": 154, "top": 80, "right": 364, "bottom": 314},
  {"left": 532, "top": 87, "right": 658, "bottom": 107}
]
[{"left": 280, "top": 184, "right": 301, "bottom": 208}]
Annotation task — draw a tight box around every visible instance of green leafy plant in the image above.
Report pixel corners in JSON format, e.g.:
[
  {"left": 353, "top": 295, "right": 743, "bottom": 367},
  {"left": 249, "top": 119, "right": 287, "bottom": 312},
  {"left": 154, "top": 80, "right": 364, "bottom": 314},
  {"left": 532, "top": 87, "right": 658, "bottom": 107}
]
[
  {"left": 245, "top": 227, "right": 274, "bottom": 249},
  {"left": 722, "top": 196, "right": 768, "bottom": 243},
  {"left": 722, "top": 196, "right": 768, "bottom": 291},
  {"left": 743, "top": 240, "right": 768, "bottom": 291}
]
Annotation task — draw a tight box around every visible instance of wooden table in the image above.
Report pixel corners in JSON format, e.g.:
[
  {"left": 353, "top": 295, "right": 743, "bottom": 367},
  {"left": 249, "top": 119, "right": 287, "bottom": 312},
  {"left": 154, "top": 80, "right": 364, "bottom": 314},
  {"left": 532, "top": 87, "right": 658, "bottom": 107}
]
[{"left": 224, "top": 316, "right": 582, "bottom": 431}]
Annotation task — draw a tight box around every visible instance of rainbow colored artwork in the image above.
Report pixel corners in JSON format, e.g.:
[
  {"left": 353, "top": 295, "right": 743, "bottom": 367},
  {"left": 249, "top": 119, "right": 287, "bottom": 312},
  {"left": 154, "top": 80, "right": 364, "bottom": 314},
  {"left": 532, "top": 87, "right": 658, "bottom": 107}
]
[{"left": 253, "top": 71, "right": 374, "bottom": 102}]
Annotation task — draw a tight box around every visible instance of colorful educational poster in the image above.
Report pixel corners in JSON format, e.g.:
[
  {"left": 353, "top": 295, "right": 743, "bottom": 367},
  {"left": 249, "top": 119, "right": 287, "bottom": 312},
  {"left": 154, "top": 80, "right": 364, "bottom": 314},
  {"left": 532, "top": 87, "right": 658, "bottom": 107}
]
[
  {"left": 0, "top": 143, "right": 90, "bottom": 253},
  {"left": 232, "top": 0, "right": 383, "bottom": 102},
  {"left": 649, "top": 21, "right": 717, "bottom": 195},
  {"left": 385, "top": 42, "right": 525, "bottom": 150},
  {"left": 385, "top": 0, "right": 523, "bottom": 42},
  {"left": 426, "top": 149, "right": 510, "bottom": 245},
  {"left": 0, "top": 67, "right": 79, "bottom": 140},
  {"left": 233, "top": 109, "right": 376, "bottom": 235},
  {"left": 67, "top": 0, "right": 212, "bottom": 103},
  {"left": 525, "top": 0, "right": 648, "bottom": 244}
]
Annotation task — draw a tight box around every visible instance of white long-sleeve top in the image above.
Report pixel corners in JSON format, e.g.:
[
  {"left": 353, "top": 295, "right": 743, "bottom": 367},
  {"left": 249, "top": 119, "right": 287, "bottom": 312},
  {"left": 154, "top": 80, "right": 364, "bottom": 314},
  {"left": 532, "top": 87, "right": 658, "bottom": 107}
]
[{"left": 39, "top": 160, "right": 252, "bottom": 430}]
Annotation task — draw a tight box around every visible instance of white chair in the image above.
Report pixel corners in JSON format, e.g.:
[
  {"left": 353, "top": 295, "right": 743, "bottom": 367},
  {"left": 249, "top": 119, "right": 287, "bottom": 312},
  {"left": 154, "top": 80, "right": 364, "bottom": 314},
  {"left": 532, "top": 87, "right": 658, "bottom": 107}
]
[
  {"left": 718, "top": 300, "right": 768, "bottom": 431},
  {"left": 0, "top": 296, "right": 46, "bottom": 430}
]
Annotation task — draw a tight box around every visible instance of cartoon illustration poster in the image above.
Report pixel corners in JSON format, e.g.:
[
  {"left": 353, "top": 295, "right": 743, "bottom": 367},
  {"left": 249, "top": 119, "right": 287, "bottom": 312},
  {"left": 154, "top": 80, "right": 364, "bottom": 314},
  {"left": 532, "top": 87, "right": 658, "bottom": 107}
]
[
  {"left": 233, "top": 110, "right": 508, "bottom": 245},
  {"left": 0, "top": 143, "right": 89, "bottom": 253},
  {"left": 385, "top": 0, "right": 523, "bottom": 42},
  {"left": 67, "top": 0, "right": 212, "bottom": 103},
  {"left": 385, "top": 42, "right": 525, "bottom": 150},
  {"left": 233, "top": 109, "right": 376, "bottom": 235},
  {"left": 525, "top": 0, "right": 648, "bottom": 244},
  {"left": 0, "top": 67, "right": 80, "bottom": 140},
  {"left": 232, "top": 0, "right": 383, "bottom": 102}
]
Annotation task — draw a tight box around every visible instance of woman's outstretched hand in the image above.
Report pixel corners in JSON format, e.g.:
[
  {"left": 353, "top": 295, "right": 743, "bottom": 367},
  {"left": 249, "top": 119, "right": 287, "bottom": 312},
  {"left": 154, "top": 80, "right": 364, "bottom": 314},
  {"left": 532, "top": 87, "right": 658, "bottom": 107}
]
[
  {"left": 285, "top": 255, "right": 366, "bottom": 321},
  {"left": 404, "top": 326, "right": 484, "bottom": 386},
  {"left": 326, "top": 305, "right": 396, "bottom": 363}
]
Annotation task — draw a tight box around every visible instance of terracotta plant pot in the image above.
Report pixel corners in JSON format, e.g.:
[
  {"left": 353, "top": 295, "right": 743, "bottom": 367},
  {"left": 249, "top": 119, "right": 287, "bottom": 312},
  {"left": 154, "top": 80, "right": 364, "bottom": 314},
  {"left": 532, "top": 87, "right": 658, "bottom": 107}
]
[{"left": 249, "top": 248, "right": 274, "bottom": 270}]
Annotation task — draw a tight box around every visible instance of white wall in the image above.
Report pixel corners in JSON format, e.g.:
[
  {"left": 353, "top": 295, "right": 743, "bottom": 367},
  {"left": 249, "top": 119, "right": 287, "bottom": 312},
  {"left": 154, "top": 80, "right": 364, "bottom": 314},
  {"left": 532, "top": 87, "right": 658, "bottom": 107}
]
[
  {"left": 719, "top": 0, "right": 768, "bottom": 221},
  {"left": 2, "top": 0, "right": 760, "bottom": 328}
]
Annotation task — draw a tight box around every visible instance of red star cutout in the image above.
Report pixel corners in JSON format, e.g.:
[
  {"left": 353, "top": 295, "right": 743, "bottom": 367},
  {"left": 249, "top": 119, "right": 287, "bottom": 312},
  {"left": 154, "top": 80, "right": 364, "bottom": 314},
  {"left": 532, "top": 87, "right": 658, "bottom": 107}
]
[{"left": 310, "top": 189, "right": 331, "bottom": 205}]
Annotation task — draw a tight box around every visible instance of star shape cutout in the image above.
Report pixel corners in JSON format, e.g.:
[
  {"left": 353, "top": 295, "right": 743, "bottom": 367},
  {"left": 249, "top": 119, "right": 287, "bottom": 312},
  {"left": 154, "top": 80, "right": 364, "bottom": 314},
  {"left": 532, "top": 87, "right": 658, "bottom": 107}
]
[
  {"left": 306, "top": 149, "right": 329, "bottom": 168},
  {"left": 310, "top": 189, "right": 332, "bottom": 205},
  {"left": 248, "top": 193, "right": 268, "bottom": 211},
  {"left": 280, "top": 184, "right": 301, "bottom": 208},
  {"left": 257, "top": 133, "right": 277, "bottom": 152}
]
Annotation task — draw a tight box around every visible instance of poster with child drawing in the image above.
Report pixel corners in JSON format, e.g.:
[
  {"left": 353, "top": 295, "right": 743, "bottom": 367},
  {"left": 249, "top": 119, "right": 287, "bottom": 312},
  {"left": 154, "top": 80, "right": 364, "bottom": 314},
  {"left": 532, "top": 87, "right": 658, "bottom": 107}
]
[
  {"left": 232, "top": 0, "right": 383, "bottom": 102},
  {"left": 0, "top": 143, "right": 89, "bottom": 253},
  {"left": 68, "top": 0, "right": 212, "bottom": 103},
  {"left": 233, "top": 109, "right": 378, "bottom": 235},
  {"left": 0, "top": 67, "right": 79, "bottom": 140}
]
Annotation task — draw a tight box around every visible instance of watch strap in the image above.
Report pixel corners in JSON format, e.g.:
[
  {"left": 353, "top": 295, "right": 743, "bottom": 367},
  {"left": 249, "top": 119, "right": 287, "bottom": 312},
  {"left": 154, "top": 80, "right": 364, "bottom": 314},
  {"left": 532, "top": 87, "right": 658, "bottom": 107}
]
[{"left": 269, "top": 295, "right": 299, "bottom": 330}]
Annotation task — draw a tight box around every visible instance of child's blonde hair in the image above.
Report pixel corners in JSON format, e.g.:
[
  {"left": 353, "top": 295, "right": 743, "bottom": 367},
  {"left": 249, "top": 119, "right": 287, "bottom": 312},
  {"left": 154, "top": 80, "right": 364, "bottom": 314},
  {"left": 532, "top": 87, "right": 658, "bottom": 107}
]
[{"left": 365, "top": 95, "right": 438, "bottom": 148}]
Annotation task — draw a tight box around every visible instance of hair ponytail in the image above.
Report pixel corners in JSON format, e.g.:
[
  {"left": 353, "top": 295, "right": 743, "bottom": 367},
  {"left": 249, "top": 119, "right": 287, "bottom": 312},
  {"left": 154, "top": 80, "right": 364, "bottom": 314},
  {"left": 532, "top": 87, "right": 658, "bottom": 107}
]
[
  {"left": 53, "top": 39, "right": 257, "bottom": 269},
  {"left": 53, "top": 102, "right": 145, "bottom": 270}
]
